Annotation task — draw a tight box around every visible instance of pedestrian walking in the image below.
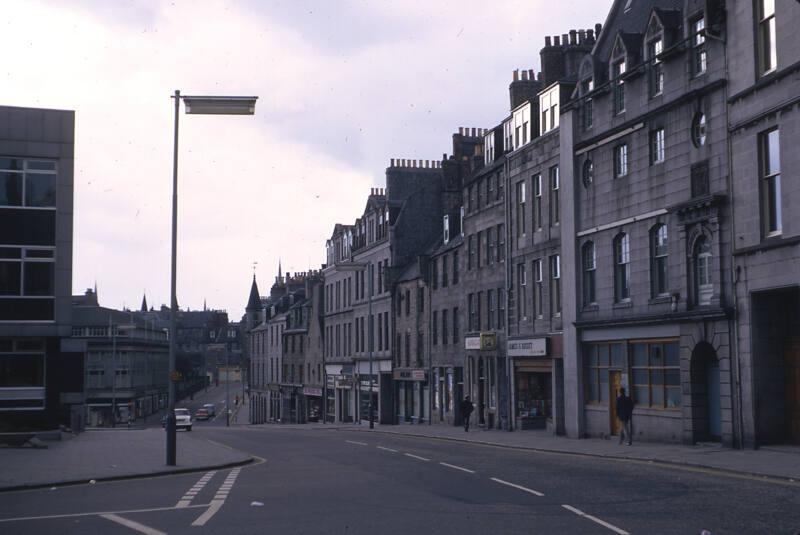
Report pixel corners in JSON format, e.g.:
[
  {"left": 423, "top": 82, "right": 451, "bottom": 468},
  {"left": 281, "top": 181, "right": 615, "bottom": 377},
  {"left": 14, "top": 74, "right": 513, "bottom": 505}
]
[
  {"left": 616, "top": 387, "right": 634, "bottom": 445},
  {"left": 460, "top": 396, "right": 475, "bottom": 432}
]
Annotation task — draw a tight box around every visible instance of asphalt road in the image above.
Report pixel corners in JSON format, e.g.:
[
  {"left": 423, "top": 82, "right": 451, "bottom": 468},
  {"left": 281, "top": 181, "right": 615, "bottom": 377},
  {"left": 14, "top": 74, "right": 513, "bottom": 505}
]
[{"left": 2, "top": 425, "right": 800, "bottom": 534}]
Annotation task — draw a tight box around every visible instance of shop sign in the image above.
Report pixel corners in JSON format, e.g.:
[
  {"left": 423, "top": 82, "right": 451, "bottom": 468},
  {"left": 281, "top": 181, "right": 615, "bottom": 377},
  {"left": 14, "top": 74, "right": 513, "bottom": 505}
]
[
  {"left": 392, "top": 369, "right": 426, "bottom": 381},
  {"left": 335, "top": 378, "right": 353, "bottom": 389},
  {"left": 480, "top": 332, "right": 497, "bottom": 351},
  {"left": 464, "top": 336, "right": 481, "bottom": 350},
  {"left": 507, "top": 338, "right": 547, "bottom": 357},
  {"left": 303, "top": 387, "right": 323, "bottom": 397}
]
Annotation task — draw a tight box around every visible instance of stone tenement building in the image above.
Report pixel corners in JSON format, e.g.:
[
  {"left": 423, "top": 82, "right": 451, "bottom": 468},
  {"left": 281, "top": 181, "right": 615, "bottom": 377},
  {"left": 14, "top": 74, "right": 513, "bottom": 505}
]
[{"left": 243, "top": 0, "right": 800, "bottom": 448}]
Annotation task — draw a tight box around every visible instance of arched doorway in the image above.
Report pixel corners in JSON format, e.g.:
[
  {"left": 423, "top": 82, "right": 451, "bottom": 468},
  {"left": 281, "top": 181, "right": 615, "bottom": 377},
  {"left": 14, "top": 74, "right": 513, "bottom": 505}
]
[{"left": 690, "top": 342, "right": 721, "bottom": 442}]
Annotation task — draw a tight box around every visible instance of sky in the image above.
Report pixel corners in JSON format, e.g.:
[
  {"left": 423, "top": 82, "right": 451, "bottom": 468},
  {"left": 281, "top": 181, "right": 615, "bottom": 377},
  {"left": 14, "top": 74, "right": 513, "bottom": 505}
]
[{"left": 3, "top": 0, "right": 609, "bottom": 319}]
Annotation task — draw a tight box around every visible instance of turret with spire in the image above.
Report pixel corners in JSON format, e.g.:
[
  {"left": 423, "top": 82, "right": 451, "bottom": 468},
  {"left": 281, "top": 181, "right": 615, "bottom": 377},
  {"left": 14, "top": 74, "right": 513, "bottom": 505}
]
[
  {"left": 140, "top": 293, "right": 148, "bottom": 313},
  {"left": 245, "top": 274, "right": 262, "bottom": 330}
]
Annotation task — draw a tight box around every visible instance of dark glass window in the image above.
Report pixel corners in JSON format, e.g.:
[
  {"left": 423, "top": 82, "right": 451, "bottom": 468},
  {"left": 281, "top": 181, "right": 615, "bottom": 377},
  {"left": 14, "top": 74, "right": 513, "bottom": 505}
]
[
  {"left": 25, "top": 173, "right": 56, "bottom": 207},
  {"left": 0, "top": 173, "right": 23, "bottom": 206},
  {"left": 0, "top": 261, "right": 21, "bottom": 295},
  {"left": 0, "top": 354, "right": 45, "bottom": 387}
]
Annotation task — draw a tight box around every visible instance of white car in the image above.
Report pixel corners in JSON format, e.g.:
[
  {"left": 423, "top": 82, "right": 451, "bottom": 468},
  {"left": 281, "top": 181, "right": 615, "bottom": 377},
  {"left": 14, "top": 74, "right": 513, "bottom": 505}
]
[
  {"left": 173, "top": 408, "right": 192, "bottom": 431},
  {"left": 203, "top": 403, "right": 217, "bottom": 417}
]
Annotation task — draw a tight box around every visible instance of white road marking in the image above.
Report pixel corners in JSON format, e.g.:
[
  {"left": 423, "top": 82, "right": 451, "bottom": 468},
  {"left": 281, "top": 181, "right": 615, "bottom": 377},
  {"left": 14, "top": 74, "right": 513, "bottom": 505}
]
[
  {"left": 561, "top": 504, "right": 630, "bottom": 535},
  {"left": 489, "top": 477, "right": 544, "bottom": 497},
  {"left": 0, "top": 503, "right": 208, "bottom": 523},
  {"left": 191, "top": 467, "right": 242, "bottom": 526},
  {"left": 176, "top": 470, "right": 216, "bottom": 508},
  {"left": 439, "top": 462, "right": 475, "bottom": 474},
  {"left": 191, "top": 499, "right": 225, "bottom": 527},
  {"left": 404, "top": 453, "right": 431, "bottom": 462},
  {"left": 100, "top": 513, "right": 166, "bottom": 535},
  {"left": 376, "top": 446, "right": 398, "bottom": 453},
  {"left": 346, "top": 440, "right": 368, "bottom": 446}
]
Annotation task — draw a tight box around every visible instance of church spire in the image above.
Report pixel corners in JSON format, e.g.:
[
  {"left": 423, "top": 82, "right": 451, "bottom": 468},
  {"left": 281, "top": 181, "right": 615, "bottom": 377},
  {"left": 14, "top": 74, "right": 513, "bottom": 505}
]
[
  {"left": 246, "top": 274, "right": 261, "bottom": 312},
  {"left": 140, "top": 293, "right": 148, "bottom": 312},
  {"left": 278, "top": 259, "right": 282, "bottom": 281}
]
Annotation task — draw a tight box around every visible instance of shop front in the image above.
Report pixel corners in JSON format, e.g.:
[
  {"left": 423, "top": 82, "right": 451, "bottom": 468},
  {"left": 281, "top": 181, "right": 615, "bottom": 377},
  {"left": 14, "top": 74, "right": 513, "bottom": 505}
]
[
  {"left": 326, "top": 364, "right": 355, "bottom": 423},
  {"left": 464, "top": 333, "right": 501, "bottom": 429},
  {"left": 303, "top": 386, "right": 322, "bottom": 422},
  {"left": 394, "top": 368, "right": 427, "bottom": 424},
  {"left": 508, "top": 335, "right": 564, "bottom": 434},
  {"left": 432, "top": 366, "right": 462, "bottom": 426}
]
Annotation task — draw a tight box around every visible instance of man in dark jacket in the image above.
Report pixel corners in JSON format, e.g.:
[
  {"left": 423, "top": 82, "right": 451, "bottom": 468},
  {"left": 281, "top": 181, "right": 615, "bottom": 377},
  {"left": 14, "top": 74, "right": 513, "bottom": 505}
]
[
  {"left": 460, "top": 396, "right": 475, "bottom": 432},
  {"left": 616, "top": 387, "right": 634, "bottom": 445}
]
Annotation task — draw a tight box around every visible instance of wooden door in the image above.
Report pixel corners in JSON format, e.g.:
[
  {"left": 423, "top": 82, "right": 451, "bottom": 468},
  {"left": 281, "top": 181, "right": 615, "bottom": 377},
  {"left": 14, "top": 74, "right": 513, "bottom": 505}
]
[
  {"left": 785, "top": 339, "right": 800, "bottom": 444},
  {"left": 609, "top": 371, "right": 622, "bottom": 436}
]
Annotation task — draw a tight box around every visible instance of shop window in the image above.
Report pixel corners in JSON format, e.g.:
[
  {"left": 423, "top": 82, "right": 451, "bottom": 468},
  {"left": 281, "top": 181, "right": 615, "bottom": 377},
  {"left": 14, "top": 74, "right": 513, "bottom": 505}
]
[
  {"left": 631, "top": 341, "right": 681, "bottom": 408},
  {"left": 516, "top": 371, "right": 552, "bottom": 419},
  {"left": 584, "top": 343, "right": 625, "bottom": 403}
]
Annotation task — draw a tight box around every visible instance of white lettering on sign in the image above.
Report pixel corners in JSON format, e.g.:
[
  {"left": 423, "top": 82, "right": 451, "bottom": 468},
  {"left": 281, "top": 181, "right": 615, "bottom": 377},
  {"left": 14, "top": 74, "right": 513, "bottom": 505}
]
[{"left": 507, "top": 338, "right": 547, "bottom": 357}]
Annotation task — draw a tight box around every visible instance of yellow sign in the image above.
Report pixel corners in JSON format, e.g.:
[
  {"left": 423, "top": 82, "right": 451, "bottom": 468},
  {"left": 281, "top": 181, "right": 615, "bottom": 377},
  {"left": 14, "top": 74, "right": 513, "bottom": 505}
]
[
  {"left": 170, "top": 371, "right": 182, "bottom": 381},
  {"left": 480, "top": 332, "right": 497, "bottom": 351}
]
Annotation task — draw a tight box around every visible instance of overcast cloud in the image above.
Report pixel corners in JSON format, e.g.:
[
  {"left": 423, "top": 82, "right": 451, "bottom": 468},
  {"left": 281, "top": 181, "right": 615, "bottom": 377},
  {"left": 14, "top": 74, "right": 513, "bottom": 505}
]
[{"left": 3, "top": 0, "right": 608, "bottom": 318}]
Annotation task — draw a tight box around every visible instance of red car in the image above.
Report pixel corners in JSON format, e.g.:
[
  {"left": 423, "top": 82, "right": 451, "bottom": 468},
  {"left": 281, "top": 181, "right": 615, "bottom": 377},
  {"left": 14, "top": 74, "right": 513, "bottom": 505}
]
[{"left": 194, "top": 408, "right": 210, "bottom": 421}]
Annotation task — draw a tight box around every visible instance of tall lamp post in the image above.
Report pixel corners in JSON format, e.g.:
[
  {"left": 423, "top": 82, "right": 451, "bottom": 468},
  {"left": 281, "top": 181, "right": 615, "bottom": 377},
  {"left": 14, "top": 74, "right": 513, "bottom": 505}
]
[{"left": 166, "top": 91, "right": 257, "bottom": 466}]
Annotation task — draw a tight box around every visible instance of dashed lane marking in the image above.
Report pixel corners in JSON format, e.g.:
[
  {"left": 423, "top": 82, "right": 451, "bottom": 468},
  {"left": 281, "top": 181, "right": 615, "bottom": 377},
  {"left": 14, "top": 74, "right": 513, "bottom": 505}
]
[
  {"left": 100, "top": 513, "right": 166, "bottom": 535},
  {"left": 439, "top": 462, "right": 475, "bottom": 474},
  {"left": 561, "top": 504, "right": 630, "bottom": 535},
  {"left": 404, "top": 453, "right": 431, "bottom": 462},
  {"left": 176, "top": 471, "right": 216, "bottom": 508},
  {"left": 376, "top": 446, "right": 398, "bottom": 453},
  {"left": 191, "top": 467, "right": 242, "bottom": 527},
  {"left": 489, "top": 477, "right": 544, "bottom": 497},
  {"left": 345, "top": 440, "right": 368, "bottom": 446}
]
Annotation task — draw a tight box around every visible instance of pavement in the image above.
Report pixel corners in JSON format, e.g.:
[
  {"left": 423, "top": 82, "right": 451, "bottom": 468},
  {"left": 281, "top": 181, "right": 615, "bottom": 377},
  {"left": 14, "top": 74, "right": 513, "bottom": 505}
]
[
  {"left": 0, "top": 428, "right": 252, "bottom": 492},
  {"left": 285, "top": 421, "right": 800, "bottom": 482},
  {"left": 0, "top": 383, "right": 253, "bottom": 492}
]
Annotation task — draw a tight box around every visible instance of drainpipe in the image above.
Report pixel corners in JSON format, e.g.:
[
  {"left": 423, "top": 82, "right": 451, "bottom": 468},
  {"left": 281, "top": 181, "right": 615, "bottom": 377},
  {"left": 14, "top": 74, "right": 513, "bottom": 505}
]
[{"left": 504, "top": 155, "right": 514, "bottom": 431}]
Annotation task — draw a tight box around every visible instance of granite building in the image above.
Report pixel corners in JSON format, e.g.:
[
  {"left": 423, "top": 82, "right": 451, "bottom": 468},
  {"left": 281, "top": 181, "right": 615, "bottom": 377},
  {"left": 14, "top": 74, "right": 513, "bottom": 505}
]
[
  {"left": 561, "top": 0, "right": 734, "bottom": 445},
  {"left": 727, "top": 0, "right": 800, "bottom": 447}
]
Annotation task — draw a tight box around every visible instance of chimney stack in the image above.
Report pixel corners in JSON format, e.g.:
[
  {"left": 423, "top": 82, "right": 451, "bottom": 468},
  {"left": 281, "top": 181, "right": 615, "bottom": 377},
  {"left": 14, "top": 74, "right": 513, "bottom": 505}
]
[
  {"left": 595, "top": 23, "right": 602, "bottom": 36},
  {"left": 569, "top": 29, "right": 577, "bottom": 45}
]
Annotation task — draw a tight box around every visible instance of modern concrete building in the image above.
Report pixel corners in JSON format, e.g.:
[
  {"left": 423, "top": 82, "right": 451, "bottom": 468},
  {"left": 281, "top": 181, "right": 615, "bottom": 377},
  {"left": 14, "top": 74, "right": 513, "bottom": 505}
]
[
  {"left": 0, "top": 105, "right": 79, "bottom": 431},
  {"left": 727, "top": 0, "right": 800, "bottom": 447}
]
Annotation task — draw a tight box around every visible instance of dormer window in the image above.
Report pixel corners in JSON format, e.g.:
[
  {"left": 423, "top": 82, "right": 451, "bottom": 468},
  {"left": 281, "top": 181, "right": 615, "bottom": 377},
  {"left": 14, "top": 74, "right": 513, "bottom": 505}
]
[
  {"left": 646, "top": 17, "right": 664, "bottom": 97},
  {"left": 611, "top": 37, "right": 627, "bottom": 115},
  {"left": 484, "top": 131, "right": 495, "bottom": 165},
  {"left": 691, "top": 16, "right": 707, "bottom": 76},
  {"left": 443, "top": 215, "right": 450, "bottom": 244},
  {"left": 612, "top": 58, "right": 626, "bottom": 115},
  {"left": 539, "top": 85, "right": 560, "bottom": 135}
]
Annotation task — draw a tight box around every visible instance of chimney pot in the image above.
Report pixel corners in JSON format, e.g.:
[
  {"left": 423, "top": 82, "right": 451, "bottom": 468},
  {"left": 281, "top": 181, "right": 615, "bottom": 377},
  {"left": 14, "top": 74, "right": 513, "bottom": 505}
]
[
  {"left": 595, "top": 23, "right": 602, "bottom": 36},
  {"left": 545, "top": 36, "right": 551, "bottom": 46},
  {"left": 390, "top": 158, "right": 395, "bottom": 166},
  {"left": 521, "top": 70, "right": 528, "bottom": 81},
  {"left": 528, "top": 69, "right": 534, "bottom": 80},
  {"left": 587, "top": 29, "right": 595, "bottom": 41},
  {"left": 554, "top": 35, "right": 560, "bottom": 46},
  {"left": 570, "top": 29, "right": 577, "bottom": 45},
  {"left": 562, "top": 33, "right": 568, "bottom": 45},
  {"left": 578, "top": 29, "right": 586, "bottom": 44},
  {"left": 459, "top": 127, "right": 463, "bottom": 135}
]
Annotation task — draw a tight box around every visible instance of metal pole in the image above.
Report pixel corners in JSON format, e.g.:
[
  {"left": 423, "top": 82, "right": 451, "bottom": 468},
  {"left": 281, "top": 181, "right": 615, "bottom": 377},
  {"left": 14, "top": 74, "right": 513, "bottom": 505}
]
[
  {"left": 226, "top": 349, "right": 230, "bottom": 426},
  {"left": 110, "top": 317, "right": 116, "bottom": 428},
  {"left": 368, "top": 263, "right": 374, "bottom": 429},
  {"left": 166, "top": 89, "right": 180, "bottom": 466}
]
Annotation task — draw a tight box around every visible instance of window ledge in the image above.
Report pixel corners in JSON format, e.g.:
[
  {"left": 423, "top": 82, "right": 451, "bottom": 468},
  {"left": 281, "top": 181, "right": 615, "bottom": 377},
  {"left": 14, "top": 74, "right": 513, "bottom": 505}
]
[
  {"left": 582, "top": 304, "right": 599, "bottom": 312},
  {"left": 648, "top": 296, "right": 670, "bottom": 305},
  {"left": 612, "top": 300, "right": 633, "bottom": 309}
]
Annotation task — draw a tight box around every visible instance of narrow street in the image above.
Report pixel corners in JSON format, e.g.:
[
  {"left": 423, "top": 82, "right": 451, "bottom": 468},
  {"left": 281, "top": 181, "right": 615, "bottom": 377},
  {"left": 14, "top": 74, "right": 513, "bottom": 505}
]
[{"left": 2, "top": 425, "right": 799, "bottom": 534}]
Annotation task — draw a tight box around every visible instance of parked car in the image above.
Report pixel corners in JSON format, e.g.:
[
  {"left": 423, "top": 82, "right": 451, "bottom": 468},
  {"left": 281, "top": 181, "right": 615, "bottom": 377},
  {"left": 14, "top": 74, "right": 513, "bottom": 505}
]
[
  {"left": 195, "top": 408, "right": 209, "bottom": 421},
  {"left": 203, "top": 403, "right": 217, "bottom": 417},
  {"left": 161, "top": 408, "right": 193, "bottom": 431}
]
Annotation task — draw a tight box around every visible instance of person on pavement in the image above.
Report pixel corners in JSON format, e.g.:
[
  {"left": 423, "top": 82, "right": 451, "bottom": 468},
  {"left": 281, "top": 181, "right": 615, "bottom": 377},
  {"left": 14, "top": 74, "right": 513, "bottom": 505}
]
[
  {"left": 460, "top": 396, "right": 475, "bottom": 432},
  {"left": 616, "top": 387, "right": 634, "bottom": 445}
]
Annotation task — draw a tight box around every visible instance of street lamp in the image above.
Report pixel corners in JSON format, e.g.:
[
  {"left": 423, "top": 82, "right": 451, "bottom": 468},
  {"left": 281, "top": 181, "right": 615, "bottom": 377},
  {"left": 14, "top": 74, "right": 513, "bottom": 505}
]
[{"left": 166, "top": 90, "right": 257, "bottom": 466}]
